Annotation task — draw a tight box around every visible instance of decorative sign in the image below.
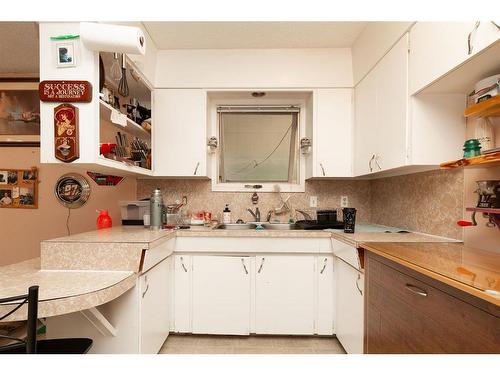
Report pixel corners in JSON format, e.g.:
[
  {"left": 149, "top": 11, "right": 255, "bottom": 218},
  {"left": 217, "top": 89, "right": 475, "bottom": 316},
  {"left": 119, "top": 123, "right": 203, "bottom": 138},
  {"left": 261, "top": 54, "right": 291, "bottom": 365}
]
[
  {"left": 54, "top": 103, "right": 79, "bottom": 163},
  {"left": 0, "top": 167, "right": 38, "bottom": 209},
  {"left": 54, "top": 173, "right": 90, "bottom": 208},
  {"left": 39, "top": 80, "right": 92, "bottom": 102},
  {"left": 86, "top": 172, "right": 124, "bottom": 186}
]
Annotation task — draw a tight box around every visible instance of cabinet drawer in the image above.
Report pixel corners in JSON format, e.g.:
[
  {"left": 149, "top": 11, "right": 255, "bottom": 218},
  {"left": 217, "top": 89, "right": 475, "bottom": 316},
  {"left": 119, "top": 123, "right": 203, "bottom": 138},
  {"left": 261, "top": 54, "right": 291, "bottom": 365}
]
[{"left": 366, "top": 254, "right": 500, "bottom": 353}]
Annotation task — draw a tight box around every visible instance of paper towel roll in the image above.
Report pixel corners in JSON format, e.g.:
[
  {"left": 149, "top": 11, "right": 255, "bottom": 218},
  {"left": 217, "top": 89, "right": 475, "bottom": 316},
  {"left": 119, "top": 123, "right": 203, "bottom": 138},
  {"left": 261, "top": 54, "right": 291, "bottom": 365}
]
[{"left": 80, "top": 22, "right": 146, "bottom": 55}]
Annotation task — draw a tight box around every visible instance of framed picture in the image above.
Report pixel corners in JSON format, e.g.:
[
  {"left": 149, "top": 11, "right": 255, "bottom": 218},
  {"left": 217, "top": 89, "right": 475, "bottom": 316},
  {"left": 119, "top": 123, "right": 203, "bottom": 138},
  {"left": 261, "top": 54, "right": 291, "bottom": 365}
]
[
  {"left": 0, "top": 167, "right": 38, "bottom": 209},
  {"left": 0, "top": 80, "right": 40, "bottom": 146},
  {"left": 56, "top": 42, "right": 76, "bottom": 68}
]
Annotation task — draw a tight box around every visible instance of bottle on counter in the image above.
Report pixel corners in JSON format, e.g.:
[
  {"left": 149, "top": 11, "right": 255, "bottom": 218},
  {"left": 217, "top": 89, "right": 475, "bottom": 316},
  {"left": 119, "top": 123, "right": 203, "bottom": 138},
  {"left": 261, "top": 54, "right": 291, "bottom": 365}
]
[
  {"left": 97, "top": 210, "right": 112, "bottom": 229},
  {"left": 150, "top": 188, "right": 164, "bottom": 230},
  {"left": 222, "top": 204, "right": 231, "bottom": 224}
]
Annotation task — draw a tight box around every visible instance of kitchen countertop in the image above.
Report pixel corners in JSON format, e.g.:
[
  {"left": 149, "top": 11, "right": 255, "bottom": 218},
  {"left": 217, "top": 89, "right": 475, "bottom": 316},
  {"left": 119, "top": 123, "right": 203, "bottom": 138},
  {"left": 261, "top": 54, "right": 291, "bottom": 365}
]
[
  {"left": 360, "top": 242, "right": 500, "bottom": 307},
  {"left": 331, "top": 231, "right": 459, "bottom": 248},
  {"left": 0, "top": 258, "right": 136, "bottom": 322}
]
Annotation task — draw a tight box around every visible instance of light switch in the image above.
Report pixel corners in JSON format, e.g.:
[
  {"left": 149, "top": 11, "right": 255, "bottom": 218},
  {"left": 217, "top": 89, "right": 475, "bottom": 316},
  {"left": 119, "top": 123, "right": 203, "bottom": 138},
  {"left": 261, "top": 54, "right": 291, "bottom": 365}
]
[{"left": 309, "top": 196, "right": 318, "bottom": 208}]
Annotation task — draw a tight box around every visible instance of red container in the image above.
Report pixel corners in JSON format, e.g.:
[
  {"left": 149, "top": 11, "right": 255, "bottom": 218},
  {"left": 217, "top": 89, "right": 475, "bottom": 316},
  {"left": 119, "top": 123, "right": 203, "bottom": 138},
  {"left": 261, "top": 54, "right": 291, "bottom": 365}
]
[{"left": 97, "top": 210, "right": 112, "bottom": 229}]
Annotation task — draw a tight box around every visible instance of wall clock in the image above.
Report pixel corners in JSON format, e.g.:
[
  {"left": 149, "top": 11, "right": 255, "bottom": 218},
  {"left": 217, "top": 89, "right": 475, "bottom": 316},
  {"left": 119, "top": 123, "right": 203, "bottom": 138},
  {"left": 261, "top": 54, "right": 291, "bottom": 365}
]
[{"left": 54, "top": 173, "right": 90, "bottom": 208}]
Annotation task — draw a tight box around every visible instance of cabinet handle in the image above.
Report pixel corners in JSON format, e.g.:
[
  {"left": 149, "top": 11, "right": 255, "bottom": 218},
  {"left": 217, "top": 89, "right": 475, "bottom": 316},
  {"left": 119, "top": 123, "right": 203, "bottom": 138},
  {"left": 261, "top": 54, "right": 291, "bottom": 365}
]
[
  {"left": 257, "top": 257, "right": 265, "bottom": 274},
  {"left": 193, "top": 162, "right": 200, "bottom": 175},
  {"left": 180, "top": 256, "right": 188, "bottom": 273},
  {"left": 142, "top": 276, "right": 149, "bottom": 298},
  {"left": 405, "top": 283, "right": 428, "bottom": 297},
  {"left": 369, "top": 154, "right": 375, "bottom": 172},
  {"left": 355, "top": 273, "right": 363, "bottom": 296},
  {"left": 320, "top": 163, "right": 326, "bottom": 176},
  {"left": 467, "top": 21, "right": 480, "bottom": 55},
  {"left": 320, "top": 257, "right": 328, "bottom": 274},
  {"left": 241, "top": 258, "right": 248, "bottom": 275},
  {"left": 375, "top": 155, "right": 382, "bottom": 170}
]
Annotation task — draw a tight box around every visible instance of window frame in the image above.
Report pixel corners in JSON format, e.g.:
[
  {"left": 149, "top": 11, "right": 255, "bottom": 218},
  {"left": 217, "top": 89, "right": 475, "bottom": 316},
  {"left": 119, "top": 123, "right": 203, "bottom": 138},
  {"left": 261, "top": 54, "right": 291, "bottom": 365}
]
[{"left": 209, "top": 94, "right": 307, "bottom": 193}]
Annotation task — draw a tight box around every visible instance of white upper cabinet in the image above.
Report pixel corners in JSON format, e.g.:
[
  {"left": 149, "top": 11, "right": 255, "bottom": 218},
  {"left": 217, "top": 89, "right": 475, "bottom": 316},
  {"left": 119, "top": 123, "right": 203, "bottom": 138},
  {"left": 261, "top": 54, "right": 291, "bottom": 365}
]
[
  {"left": 310, "top": 89, "right": 353, "bottom": 177},
  {"left": 354, "top": 34, "right": 408, "bottom": 176},
  {"left": 409, "top": 22, "right": 500, "bottom": 94},
  {"left": 153, "top": 89, "right": 208, "bottom": 177}
]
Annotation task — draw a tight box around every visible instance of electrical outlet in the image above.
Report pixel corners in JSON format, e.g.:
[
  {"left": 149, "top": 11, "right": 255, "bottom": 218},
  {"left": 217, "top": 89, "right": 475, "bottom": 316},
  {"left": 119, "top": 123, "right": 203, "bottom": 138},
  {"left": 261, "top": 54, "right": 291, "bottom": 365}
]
[
  {"left": 340, "top": 196, "right": 349, "bottom": 208},
  {"left": 309, "top": 196, "right": 318, "bottom": 208}
]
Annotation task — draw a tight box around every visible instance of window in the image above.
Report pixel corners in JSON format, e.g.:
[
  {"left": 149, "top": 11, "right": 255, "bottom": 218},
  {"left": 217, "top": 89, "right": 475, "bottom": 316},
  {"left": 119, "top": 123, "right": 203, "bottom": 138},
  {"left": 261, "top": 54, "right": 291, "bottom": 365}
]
[{"left": 218, "top": 106, "right": 299, "bottom": 184}]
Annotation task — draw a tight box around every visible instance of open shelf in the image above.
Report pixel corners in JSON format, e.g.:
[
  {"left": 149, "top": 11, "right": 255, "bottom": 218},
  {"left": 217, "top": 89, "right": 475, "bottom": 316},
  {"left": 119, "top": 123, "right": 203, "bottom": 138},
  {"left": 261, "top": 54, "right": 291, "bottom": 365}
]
[
  {"left": 96, "top": 156, "right": 153, "bottom": 176},
  {"left": 464, "top": 96, "right": 500, "bottom": 118},
  {"left": 466, "top": 207, "right": 500, "bottom": 214},
  {"left": 440, "top": 151, "right": 500, "bottom": 169},
  {"left": 99, "top": 99, "right": 151, "bottom": 139}
]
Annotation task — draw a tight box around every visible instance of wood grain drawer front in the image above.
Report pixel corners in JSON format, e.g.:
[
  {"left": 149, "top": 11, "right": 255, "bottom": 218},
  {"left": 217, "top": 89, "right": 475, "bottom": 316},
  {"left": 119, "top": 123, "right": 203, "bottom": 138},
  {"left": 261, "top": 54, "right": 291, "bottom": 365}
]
[{"left": 366, "top": 255, "right": 500, "bottom": 354}]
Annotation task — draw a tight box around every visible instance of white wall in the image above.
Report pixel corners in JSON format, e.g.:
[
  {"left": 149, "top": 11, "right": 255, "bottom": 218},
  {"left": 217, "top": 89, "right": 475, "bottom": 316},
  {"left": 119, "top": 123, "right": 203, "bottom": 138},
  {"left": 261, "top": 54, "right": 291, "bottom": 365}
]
[
  {"left": 352, "top": 22, "right": 414, "bottom": 85},
  {"left": 155, "top": 48, "right": 353, "bottom": 88}
]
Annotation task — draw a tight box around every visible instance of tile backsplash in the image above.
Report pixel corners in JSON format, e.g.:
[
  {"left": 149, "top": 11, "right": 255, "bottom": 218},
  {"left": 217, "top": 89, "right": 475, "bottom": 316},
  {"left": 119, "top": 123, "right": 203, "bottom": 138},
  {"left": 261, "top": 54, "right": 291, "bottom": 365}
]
[
  {"left": 371, "top": 169, "right": 464, "bottom": 240},
  {"left": 137, "top": 179, "right": 372, "bottom": 223},
  {"left": 137, "top": 169, "right": 464, "bottom": 239}
]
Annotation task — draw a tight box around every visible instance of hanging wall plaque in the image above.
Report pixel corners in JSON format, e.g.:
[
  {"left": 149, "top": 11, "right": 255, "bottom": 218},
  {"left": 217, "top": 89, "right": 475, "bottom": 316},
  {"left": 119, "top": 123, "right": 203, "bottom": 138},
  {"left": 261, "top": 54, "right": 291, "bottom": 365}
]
[
  {"left": 39, "top": 80, "right": 92, "bottom": 102},
  {"left": 54, "top": 103, "right": 79, "bottom": 162}
]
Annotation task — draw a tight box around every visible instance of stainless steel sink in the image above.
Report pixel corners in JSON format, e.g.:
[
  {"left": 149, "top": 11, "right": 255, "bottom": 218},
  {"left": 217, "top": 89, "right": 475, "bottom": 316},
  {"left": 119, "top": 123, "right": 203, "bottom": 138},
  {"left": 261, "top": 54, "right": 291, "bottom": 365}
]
[
  {"left": 261, "top": 223, "right": 299, "bottom": 230},
  {"left": 215, "top": 223, "right": 257, "bottom": 230}
]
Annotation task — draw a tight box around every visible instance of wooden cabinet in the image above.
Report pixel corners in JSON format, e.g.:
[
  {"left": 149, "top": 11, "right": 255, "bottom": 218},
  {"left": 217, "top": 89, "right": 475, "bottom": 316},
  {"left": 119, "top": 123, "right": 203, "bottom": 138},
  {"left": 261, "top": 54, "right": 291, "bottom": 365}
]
[
  {"left": 153, "top": 89, "right": 208, "bottom": 177},
  {"left": 317, "top": 255, "right": 335, "bottom": 335},
  {"left": 191, "top": 256, "right": 251, "bottom": 335},
  {"left": 139, "top": 256, "right": 171, "bottom": 354},
  {"left": 409, "top": 22, "right": 500, "bottom": 94},
  {"left": 335, "top": 258, "right": 364, "bottom": 354},
  {"left": 310, "top": 89, "right": 353, "bottom": 177},
  {"left": 255, "top": 255, "right": 315, "bottom": 335},
  {"left": 354, "top": 34, "right": 408, "bottom": 175},
  {"left": 365, "top": 252, "right": 500, "bottom": 354}
]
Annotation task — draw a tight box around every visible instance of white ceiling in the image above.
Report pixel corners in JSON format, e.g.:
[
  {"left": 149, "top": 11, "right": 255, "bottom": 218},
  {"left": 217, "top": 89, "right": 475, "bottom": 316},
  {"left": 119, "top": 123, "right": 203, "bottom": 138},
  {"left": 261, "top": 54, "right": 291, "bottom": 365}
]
[
  {"left": 0, "top": 22, "right": 39, "bottom": 74},
  {"left": 143, "top": 22, "right": 368, "bottom": 49}
]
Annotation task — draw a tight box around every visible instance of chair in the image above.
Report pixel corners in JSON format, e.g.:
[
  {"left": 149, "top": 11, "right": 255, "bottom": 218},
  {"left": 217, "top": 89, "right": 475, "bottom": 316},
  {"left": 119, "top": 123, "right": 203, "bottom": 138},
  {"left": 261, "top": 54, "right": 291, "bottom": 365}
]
[{"left": 0, "top": 285, "right": 93, "bottom": 354}]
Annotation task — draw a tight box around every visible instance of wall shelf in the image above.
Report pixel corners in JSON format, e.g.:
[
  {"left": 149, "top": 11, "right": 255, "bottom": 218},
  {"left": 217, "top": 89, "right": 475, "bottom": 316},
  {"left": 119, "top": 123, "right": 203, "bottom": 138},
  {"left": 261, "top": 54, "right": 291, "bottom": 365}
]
[
  {"left": 466, "top": 207, "right": 500, "bottom": 214},
  {"left": 440, "top": 151, "right": 500, "bottom": 169},
  {"left": 99, "top": 100, "right": 151, "bottom": 139},
  {"left": 464, "top": 96, "right": 500, "bottom": 118}
]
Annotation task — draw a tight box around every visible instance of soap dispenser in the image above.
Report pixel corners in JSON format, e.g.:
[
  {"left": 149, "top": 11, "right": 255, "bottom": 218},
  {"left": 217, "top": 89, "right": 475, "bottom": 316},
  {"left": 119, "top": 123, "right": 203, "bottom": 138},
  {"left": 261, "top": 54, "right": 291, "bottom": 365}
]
[{"left": 222, "top": 204, "right": 231, "bottom": 224}]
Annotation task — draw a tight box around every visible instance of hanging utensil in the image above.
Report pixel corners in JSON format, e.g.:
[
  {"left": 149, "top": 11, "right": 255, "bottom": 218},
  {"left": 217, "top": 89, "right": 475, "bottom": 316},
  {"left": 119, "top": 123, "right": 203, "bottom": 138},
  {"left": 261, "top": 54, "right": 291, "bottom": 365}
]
[{"left": 118, "top": 53, "right": 129, "bottom": 97}]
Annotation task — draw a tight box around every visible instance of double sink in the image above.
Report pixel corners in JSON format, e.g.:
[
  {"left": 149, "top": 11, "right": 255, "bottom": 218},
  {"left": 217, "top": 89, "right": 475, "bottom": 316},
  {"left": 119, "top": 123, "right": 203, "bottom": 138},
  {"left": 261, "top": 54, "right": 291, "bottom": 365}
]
[{"left": 215, "top": 223, "right": 299, "bottom": 230}]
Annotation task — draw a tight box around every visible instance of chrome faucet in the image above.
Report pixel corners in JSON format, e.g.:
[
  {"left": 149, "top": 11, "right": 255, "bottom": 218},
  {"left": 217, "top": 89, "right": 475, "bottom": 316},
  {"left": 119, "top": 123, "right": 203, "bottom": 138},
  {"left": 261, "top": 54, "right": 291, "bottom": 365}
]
[{"left": 247, "top": 207, "right": 261, "bottom": 222}]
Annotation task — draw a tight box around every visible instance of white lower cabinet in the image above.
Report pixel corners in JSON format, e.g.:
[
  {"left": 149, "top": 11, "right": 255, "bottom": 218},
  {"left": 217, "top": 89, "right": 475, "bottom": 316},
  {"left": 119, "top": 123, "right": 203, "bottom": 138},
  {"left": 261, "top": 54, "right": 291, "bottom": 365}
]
[
  {"left": 139, "top": 257, "right": 171, "bottom": 354},
  {"left": 255, "top": 255, "right": 315, "bottom": 335},
  {"left": 317, "top": 255, "right": 335, "bottom": 335},
  {"left": 191, "top": 255, "right": 251, "bottom": 335},
  {"left": 335, "top": 257, "right": 364, "bottom": 354},
  {"left": 173, "top": 255, "right": 192, "bottom": 333}
]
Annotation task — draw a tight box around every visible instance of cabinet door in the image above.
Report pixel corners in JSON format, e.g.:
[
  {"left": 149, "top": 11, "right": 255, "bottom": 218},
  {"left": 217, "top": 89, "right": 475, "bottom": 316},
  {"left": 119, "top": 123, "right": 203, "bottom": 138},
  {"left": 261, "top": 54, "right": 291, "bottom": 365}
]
[
  {"left": 374, "top": 34, "right": 408, "bottom": 172},
  {"left": 317, "top": 255, "right": 335, "bottom": 335},
  {"left": 354, "top": 67, "right": 377, "bottom": 176},
  {"left": 335, "top": 258, "right": 364, "bottom": 354},
  {"left": 409, "top": 22, "right": 482, "bottom": 94},
  {"left": 153, "top": 89, "right": 207, "bottom": 176},
  {"left": 314, "top": 89, "right": 353, "bottom": 177},
  {"left": 140, "top": 257, "right": 171, "bottom": 354},
  {"left": 191, "top": 255, "right": 251, "bottom": 335},
  {"left": 255, "top": 255, "right": 315, "bottom": 335},
  {"left": 173, "top": 255, "right": 191, "bottom": 333}
]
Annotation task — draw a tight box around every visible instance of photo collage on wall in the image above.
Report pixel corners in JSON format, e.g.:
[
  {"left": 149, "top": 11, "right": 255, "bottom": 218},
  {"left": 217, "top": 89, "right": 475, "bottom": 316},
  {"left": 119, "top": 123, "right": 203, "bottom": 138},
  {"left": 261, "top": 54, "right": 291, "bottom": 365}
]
[{"left": 0, "top": 167, "right": 38, "bottom": 209}]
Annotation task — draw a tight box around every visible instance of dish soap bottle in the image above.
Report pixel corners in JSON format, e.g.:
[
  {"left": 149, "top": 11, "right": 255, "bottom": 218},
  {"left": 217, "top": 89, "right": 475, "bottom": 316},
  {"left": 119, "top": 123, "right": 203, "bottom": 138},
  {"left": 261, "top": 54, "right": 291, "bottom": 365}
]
[
  {"left": 97, "top": 210, "right": 112, "bottom": 229},
  {"left": 222, "top": 204, "right": 231, "bottom": 224}
]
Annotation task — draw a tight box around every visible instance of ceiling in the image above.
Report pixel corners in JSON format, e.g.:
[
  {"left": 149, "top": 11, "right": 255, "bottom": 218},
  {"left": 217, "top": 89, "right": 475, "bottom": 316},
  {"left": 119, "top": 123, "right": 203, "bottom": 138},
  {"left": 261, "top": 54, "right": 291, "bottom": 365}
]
[
  {"left": 0, "top": 22, "right": 39, "bottom": 74},
  {"left": 143, "top": 22, "right": 368, "bottom": 49}
]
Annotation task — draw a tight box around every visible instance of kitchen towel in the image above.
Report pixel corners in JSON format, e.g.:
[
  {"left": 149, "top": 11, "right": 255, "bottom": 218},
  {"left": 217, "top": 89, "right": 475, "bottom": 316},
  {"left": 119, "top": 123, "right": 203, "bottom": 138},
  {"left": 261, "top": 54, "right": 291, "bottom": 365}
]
[{"left": 80, "top": 22, "right": 146, "bottom": 55}]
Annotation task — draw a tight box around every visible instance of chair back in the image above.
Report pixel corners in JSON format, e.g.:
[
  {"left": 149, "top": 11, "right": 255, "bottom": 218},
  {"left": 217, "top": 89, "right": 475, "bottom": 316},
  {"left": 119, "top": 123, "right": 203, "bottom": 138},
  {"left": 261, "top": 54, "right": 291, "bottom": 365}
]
[{"left": 0, "top": 286, "right": 39, "bottom": 353}]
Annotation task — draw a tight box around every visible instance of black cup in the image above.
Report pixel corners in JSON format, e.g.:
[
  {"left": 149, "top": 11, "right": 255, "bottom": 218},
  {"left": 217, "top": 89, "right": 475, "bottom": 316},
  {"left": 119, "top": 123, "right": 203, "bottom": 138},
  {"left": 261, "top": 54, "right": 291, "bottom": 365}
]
[{"left": 342, "top": 208, "right": 357, "bottom": 233}]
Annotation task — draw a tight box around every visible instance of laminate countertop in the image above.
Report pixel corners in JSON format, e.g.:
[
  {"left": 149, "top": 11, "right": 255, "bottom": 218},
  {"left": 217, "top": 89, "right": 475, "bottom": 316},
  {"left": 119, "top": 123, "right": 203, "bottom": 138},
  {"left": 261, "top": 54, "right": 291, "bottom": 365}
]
[
  {"left": 0, "top": 258, "right": 136, "bottom": 322},
  {"left": 360, "top": 242, "right": 500, "bottom": 307}
]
